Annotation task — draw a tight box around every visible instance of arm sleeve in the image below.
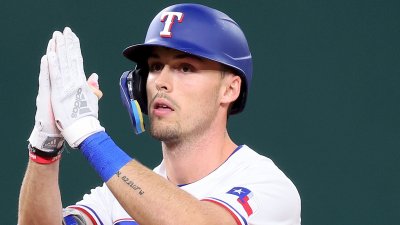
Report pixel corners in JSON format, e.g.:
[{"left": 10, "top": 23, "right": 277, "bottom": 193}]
[
  {"left": 64, "top": 183, "right": 114, "bottom": 225},
  {"left": 62, "top": 208, "right": 87, "bottom": 225}
]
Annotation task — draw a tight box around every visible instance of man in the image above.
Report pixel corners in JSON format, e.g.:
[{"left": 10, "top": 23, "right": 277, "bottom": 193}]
[{"left": 19, "top": 3, "right": 301, "bottom": 225}]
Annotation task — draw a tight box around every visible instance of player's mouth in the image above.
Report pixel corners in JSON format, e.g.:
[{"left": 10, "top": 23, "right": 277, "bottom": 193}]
[{"left": 152, "top": 99, "right": 175, "bottom": 116}]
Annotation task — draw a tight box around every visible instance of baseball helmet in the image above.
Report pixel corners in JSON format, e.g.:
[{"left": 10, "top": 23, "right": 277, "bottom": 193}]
[{"left": 122, "top": 3, "right": 253, "bottom": 116}]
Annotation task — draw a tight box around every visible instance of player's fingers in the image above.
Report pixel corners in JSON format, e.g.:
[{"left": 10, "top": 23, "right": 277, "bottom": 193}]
[
  {"left": 38, "top": 55, "right": 50, "bottom": 90},
  {"left": 64, "top": 27, "right": 81, "bottom": 62},
  {"left": 64, "top": 27, "right": 81, "bottom": 56},
  {"left": 64, "top": 27, "right": 74, "bottom": 51},
  {"left": 46, "top": 37, "right": 64, "bottom": 93},
  {"left": 53, "top": 31, "right": 69, "bottom": 75},
  {"left": 47, "top": 50, "right": 62, "bottom": 92},
  {"left": 36, "top": 55, "right": 55, "bottom": 128},
  {"left": 63, "top": 27, "right": 86, "bottom": 83},
  {"left": 67, "top": 28, "right": 83, "bottom": 62},
  {"left": 46, "top": 38, "right": 54, "bottom": 55}
]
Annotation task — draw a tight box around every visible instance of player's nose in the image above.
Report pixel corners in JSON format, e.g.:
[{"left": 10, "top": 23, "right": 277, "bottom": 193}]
[{"left": 155, "top": 66, "right": 173, "bottom": 92}]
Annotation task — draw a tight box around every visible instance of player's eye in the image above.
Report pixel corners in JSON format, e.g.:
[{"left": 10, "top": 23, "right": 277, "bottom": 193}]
[
  {"left": 149, "top": 62, "right": 164, "bottom": 72},
  {"left": 178, "top": 63, "right": 195, "bottom": 73}
]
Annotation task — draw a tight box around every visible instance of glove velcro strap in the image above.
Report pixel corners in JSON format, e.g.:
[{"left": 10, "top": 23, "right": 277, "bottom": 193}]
[
  {"left": 62, "top": 116, "right": 105, "bottom": 148},
  {"left": 28, "top": 127, "right": 64, "bottom": 151},
  {"left": 28, "top": 143, "right": 63, "bottom": 164}
]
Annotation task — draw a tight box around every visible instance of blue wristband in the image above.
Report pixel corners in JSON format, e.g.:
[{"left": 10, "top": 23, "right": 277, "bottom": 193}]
[{"left": 79, "top": 131, "right": 132, "bottom": 182}]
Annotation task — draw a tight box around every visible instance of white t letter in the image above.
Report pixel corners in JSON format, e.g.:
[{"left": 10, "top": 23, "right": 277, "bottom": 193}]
[{"left": 160, "top": 12, "right": 184, "bottom": 38}]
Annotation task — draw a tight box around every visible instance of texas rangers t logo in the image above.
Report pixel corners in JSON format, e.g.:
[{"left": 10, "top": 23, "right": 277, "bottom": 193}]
[{"left": 160, "top": 12, "right": 184, "bottom": 38}]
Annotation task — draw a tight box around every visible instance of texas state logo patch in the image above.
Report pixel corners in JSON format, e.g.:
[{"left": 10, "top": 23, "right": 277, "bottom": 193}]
[{"left": 227, "top": 187, "right": 257, "bottom": 216}]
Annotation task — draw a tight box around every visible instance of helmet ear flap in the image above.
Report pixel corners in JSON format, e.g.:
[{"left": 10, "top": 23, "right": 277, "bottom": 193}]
[
  {"left": 130, "top": 67, "right": 148, "bottom": 114},
  {"left": 119, "top": 66, "right": 148, "bottom": 134}
]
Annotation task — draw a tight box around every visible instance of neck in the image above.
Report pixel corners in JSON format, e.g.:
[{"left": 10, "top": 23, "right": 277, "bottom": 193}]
[{"left": 161, "top": 119, "right": 237, "bottom": 185}]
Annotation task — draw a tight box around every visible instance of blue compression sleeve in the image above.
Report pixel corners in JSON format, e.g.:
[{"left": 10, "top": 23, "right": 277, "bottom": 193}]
[{"left": 79, "top": 131, "right": 132, "bottom": 182}]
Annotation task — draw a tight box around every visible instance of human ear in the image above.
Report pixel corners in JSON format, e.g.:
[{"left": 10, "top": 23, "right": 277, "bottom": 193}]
[{"left": 221, "top": 75, "right": 241, "bottom": 104}]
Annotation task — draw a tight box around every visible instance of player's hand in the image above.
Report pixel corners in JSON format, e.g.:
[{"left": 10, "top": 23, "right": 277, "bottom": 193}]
[
  {"left": 28, "top": 53, "right": 64, "bottom": 152},
  {"left": 47, "top": 27, "right": 104, "bottom": 148}
]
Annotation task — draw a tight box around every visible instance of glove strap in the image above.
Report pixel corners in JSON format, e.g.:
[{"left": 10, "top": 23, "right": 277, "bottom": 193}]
[
  {"left": 62, "top": 116, "right": 105, "bottom": 148},
  {"left": 28, "top": 143, "right": 63, "bottom": 164}
]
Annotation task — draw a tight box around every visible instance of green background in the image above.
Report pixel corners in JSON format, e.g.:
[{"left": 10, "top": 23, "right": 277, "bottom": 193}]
[{"left": 2, "top": 0, "right": 399, "bottom": 224}]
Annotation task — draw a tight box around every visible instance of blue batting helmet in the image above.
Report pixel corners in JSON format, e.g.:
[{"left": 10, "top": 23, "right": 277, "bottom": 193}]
[{"left": 122, "top": 3, "right": 253, "bottom": 115}]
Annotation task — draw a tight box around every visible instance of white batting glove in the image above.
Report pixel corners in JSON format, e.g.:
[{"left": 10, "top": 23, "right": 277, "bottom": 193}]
[
  {"left": 28, "top": 53, "right": 64, "bottom": 152},
  {"left": 47, "top": 27, "right": 104, "bottom": 148}
]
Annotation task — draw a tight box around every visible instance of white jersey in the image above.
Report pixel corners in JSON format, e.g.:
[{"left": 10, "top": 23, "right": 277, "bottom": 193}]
[{"left": 67, "top": 145, "right": 301, "bottom": 225}]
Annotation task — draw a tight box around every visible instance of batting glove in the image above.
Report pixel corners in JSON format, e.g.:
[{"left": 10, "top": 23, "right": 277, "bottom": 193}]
[
  {"left": 47, "top": 27, "right": 104, "bottom": 148},
  {"left": 28, "top": 53, "right": 64, "bottom": 152}
]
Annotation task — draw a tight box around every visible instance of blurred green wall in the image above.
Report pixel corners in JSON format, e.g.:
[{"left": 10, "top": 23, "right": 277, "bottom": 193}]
[{"left": 2, "top": 0, "right": 399, "bottom": 224}]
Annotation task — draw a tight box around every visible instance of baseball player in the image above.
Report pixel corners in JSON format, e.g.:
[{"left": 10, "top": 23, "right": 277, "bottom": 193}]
[{"left": 19, "top": 3, "right": 301, "bottom": 225}]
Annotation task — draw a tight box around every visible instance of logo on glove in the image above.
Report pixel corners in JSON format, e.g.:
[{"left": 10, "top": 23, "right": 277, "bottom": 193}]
[
  {"left": 42, "top": 137, "right": 64, "bottom": 150},
  {"left": 71, "top": 88, "right": 91, "bottom": 118}
]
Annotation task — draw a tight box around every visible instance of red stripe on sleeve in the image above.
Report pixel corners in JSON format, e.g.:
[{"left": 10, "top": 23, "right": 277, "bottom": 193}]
[
  {"left": 68, "top": 206, "right": 98, "bottom": 225},
  {"left": 201, "top": 199, "right": 242, "bottom": 225}
]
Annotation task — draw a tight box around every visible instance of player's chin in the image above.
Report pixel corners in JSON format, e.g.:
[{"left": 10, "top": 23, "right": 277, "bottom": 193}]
[{"left": 149, "top": 122, "right": 180, "bottom": 142}]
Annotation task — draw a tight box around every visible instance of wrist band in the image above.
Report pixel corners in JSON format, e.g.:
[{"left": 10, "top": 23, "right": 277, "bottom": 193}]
[
  {"left": 28, "top": 144, "right": 63, "bottom": 164},
  {"left": 79, "top": 131, "right": 133, "bottom": 182}
]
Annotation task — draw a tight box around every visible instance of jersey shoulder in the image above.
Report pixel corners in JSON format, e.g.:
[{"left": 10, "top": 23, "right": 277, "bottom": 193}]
[{"left": 210, "top": 145, "right": 302, "bottom": 224}]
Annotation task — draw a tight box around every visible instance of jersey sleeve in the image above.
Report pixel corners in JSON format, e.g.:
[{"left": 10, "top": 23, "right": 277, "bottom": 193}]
[
  {"left": 65, "top": 183, "right": 113, "bottom": 225},
  {"left": 201, "top": 163, "right": 301, "bottom": 225}
]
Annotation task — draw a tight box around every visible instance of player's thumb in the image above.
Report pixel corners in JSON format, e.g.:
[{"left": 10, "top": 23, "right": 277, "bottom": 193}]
[{"left": 87, "top": 73, "right": 103, "bottom": 99}]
